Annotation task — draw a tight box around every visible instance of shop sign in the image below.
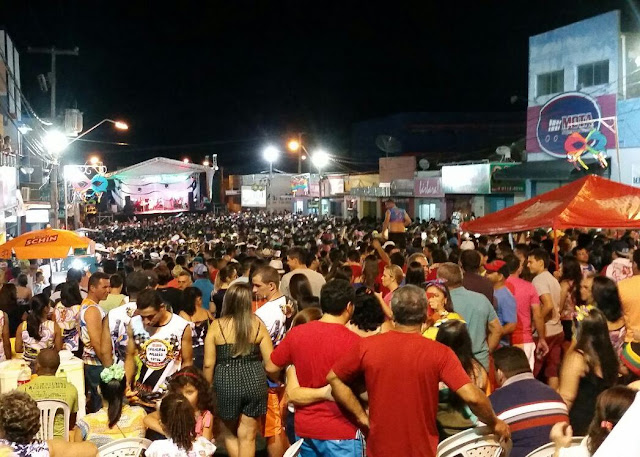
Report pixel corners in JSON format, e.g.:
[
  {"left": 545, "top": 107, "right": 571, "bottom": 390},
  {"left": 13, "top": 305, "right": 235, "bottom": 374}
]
[
  {"left": 536, "top": 92, "right": 602, "bottom": 159},
  {"left": 442, "top": 164, "right": 491, "bottom": 194},
  {"left": 391, "top": 179, "right": 414, "bottom": 197},
  {"left": 632, "top": 164, "right": 640, "bottom": 188},
  {"left": 414, "top": 178, "right": 444, "bottom": 198},
  {"left": 490, "top": 163, "right": 525, "bottom": 193}
]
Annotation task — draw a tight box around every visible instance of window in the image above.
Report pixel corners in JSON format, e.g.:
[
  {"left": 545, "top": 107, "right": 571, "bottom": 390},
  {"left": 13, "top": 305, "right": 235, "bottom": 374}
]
[
  {"left": 537, "top": 70, "right": 564, "bottom": 97},
  {"left": 577, "top": 60, "right": 609, "bottom": 88}
]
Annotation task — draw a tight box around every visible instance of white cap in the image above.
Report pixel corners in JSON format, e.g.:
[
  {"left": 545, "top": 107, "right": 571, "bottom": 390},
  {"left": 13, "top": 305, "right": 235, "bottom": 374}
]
[
  {"left": 269, "top": 259, "right": 285, "bottom": 274},
  {"left": 382, "top": 241, "right": 396, "bottom": 249}
]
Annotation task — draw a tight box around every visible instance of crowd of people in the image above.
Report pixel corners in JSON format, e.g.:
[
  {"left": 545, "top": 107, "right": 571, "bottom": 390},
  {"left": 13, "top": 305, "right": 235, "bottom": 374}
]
[{"left": 0, "top": 203, "right": 639, "bottom": 457}]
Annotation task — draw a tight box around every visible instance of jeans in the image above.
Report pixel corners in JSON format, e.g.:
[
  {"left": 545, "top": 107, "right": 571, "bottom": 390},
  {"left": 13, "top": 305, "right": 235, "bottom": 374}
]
[{"left": 84, "top": 364, "right": 104, "bottom": 413}]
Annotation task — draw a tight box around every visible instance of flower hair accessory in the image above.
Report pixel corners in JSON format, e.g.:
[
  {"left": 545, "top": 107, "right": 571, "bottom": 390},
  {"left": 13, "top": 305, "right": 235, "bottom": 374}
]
[
  {"left": 575, "top": 305, "right": 594, "bottom": 322},
  {"left": 100, "top": 364, "right": 125, "bottom": 383},
  {"left": 600, "top": 420, "right": 613, "bottom": 431}
]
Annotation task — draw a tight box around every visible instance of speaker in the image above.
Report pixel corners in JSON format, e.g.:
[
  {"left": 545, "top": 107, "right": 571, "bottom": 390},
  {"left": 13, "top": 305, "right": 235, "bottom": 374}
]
[{"left": 188, "top": 192, "right": 195, "bottom": 212}]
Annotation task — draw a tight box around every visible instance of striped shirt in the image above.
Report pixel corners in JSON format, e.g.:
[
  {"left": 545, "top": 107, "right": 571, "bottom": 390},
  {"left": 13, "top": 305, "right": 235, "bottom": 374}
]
[{"left": 489, "top": 373, "right": 568, "bottom": 457}]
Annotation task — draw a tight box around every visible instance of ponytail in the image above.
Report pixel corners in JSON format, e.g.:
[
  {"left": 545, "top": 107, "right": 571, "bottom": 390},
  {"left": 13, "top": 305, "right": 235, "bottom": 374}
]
[
  {"left": 99, "top": 365, "right": 126, "bottom": 428},
  {"left": 27, "top": 295, "right": 50, "bottom": 341}
]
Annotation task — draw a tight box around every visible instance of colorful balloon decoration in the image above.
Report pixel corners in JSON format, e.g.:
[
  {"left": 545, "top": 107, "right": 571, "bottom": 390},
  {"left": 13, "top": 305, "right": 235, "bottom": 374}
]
[{"left": 564, "top": 129, "right": 608, "bottom": 170}]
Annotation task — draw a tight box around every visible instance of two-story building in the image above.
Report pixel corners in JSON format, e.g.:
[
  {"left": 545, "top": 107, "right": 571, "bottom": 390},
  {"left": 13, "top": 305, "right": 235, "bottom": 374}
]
[{"left": 496, "top": 10, "right": 640, "bottom": 195}]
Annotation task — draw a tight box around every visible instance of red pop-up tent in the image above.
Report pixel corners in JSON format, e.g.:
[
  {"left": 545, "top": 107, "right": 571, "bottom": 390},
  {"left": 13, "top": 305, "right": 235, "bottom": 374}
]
[{"left": 461, "top": 175, "right": 640, "bottom": 235}]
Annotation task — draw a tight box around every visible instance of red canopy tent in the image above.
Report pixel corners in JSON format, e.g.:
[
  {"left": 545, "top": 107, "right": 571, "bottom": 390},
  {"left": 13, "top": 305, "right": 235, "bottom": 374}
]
[
  {"left": 461, "top": 175, "right": 640, "bottom": 266},
  {"left": 462, "top": 175, "right": 640, "bottom": 234}
]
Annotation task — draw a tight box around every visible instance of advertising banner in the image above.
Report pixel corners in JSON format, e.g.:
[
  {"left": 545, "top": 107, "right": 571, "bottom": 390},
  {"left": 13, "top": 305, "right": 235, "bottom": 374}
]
[
  {"left": 442, "top": 164, "right": 491, "bottom": 194},
  {"left": 490, "top": 163, "right": 525, "bottom": 193},
  {"left": 526, "top": 92, "right": 616, "bottom": 158},
  {"left": 241, "top": 185, "right": 266, "bottom": 207}
]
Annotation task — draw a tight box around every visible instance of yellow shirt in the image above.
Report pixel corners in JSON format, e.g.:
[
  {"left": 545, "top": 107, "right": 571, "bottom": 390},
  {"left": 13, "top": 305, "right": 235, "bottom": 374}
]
[
  {"left": 422, "top": 312, "right": 465, "bottom": 340},
  {"left": 18, "top": 375, "right": 78, "bottom": 437},
  {"left": 617, "top": 275, "right": 640, "bottom": 343}
]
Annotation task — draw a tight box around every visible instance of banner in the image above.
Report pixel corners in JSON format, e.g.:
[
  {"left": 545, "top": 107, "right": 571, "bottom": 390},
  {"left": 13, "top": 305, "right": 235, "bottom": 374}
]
[{"left": 414, "top": 177, "right": 444, "bottom": 198}]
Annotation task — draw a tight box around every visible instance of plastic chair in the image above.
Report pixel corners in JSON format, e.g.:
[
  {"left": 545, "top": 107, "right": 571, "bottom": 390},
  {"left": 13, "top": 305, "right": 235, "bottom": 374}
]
[
  {"left": 525, "top": 437, "right": 585, "bottom": 457},
  {"left": 437, "top": 426, "right": 511, "bottom": 457},
  {"left": 284, "top": 438, "right": 304, "bottom": 457},
  {"left": 36, "top": 400, "right": 70, "bottom": 441},
  {"left": 98, "top": 438, "right": 152, "bottom": 457}
]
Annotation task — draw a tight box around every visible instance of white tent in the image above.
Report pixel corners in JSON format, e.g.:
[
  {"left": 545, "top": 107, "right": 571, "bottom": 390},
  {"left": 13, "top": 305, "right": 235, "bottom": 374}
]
[{"left": 107, "top": 157, "right": 217, "bottom": 213}]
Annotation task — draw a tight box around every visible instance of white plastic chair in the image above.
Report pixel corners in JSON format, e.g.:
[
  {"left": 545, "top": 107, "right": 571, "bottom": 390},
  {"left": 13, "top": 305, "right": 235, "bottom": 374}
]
[
  {"left": 437, "top": 426, "right": 511, "bottom": 457},
  {"left": 284, "top": 438, "right": 304, "bottom": 457},
  {"left": 36, "top": 400, "right": 70, "bottom": 441},
  {"left": 525, "top": 437, "right": 585, "bottom": 457},
  {"left": 98, "top": 438, "right": 152, "bottom": 457}
]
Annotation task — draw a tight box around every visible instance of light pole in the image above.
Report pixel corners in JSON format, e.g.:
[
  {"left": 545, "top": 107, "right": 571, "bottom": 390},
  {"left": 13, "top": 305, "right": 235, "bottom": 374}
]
[
  {"left": 263, "top": 146, "right": 279, "bottom": 213},
  {"left": 311, "top": 149, "right": 330, "bottom": 216}
]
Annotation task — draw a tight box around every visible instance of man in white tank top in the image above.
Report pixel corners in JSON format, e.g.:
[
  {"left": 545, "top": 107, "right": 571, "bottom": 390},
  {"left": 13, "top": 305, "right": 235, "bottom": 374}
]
[
  {"left": 101, "top": 271, "right": 149, "bottom": 367},
  {"left": 125, "top": 289, "right": 192, "bottom": 408}
]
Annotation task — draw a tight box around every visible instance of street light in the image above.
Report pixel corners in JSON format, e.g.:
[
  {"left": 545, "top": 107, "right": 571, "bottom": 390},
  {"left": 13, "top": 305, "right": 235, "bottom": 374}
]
[
  {"left": 311, "top": 149, "right": 330, "bottom": 216},
  {"left": 89, "top": 156, "right": 100, "bottom": 165},
  {"left": 263, "top": 146, "right": 279, "bottom": 213},
  {"left": 68, "top": 118, "right": 128, "bottom": 145},
  {"left": 287, "top": 133, "right": 307, "bottom": 173},
  {"left": 43, "top": 130, "right": 69, "bottom": 154},
  {"left": 183, "top": 158, "right": 190, "bottom": 163}
]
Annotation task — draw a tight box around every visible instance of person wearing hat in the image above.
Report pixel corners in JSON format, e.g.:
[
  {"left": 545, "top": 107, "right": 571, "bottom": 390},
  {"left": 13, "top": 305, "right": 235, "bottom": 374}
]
[
  {"left": 382, "top": 198, "right": 411, "bottom": 250},
  {"left": 192, "top": 264, "right": 214, "bottom": 312},
  {"left": 605, "top": 240, "right": 633, "bottom": 283},
  {"left": 485, "top": 260, "right": 517, "bottom": 347}
]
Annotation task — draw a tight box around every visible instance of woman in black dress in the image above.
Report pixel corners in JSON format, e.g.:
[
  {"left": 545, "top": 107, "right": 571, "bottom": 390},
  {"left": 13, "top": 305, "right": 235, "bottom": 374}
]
[
  {"left": 558, "top": 308, "right": 619, "bottom": 435},
  {"left": 203, "top": 284, "right": 273, "bottom": 457}
]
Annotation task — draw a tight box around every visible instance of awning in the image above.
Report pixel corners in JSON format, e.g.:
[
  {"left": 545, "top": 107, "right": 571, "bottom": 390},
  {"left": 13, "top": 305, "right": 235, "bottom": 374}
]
[
  {"left": 492, "top": 158, "right": 610, "bottom": 181},
  {"left": 461, "top": 175, "right": 640, "bottom": 234}
]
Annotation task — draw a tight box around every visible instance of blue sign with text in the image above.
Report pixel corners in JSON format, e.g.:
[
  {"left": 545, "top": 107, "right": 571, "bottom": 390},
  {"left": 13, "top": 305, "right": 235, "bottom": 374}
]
[{"left": 536, "top": 92, "right": 602, "bottom": 158}]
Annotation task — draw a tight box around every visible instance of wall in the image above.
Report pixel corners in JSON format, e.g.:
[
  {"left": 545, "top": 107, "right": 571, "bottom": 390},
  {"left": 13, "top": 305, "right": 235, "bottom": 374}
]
[
  {"left": 618, "top": 98, "right": 640, "bottom": 148},
  {"left": 526, "top": 11, "right": 621, "bottom": 163}
]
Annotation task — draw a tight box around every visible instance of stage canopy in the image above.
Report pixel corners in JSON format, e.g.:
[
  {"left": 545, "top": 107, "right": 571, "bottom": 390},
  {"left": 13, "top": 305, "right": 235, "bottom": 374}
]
[
  {"left": 107, "top": 157, "right": 216, "bottom": 214},
  {"left": 461, "top": 175, "right": 640, "bottom": 235}
]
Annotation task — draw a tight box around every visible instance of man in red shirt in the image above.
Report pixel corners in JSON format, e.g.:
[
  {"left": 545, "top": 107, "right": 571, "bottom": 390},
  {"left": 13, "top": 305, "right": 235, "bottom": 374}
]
[
  {"left": 327, "top": 285, "right": 510, "bottom": 457},
  {"left": 266, "top": 279, "right": 363, "bottom": 456}
]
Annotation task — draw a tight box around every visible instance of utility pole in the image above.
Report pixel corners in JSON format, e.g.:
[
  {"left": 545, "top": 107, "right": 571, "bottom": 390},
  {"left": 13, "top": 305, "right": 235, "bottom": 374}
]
[{"left": 28, "top": 46, "right": 79, "bottom": 229}]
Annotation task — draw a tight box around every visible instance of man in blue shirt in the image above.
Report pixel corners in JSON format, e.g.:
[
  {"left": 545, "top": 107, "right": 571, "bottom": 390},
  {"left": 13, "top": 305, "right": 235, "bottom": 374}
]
[
  {"left": 437, "top": 263, "right": 502, "bottom": 370},
  {"left": 485, "top": 260, "right": 518, "bottom": 347},
  {"left": 192, "top": 263, "right": 214, "bottom": 311}
]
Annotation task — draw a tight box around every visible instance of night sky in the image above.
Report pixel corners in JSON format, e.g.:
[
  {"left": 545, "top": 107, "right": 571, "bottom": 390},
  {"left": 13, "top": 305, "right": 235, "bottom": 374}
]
[{"left": 1, "top": 0, "right": 635, "bottom": 174}]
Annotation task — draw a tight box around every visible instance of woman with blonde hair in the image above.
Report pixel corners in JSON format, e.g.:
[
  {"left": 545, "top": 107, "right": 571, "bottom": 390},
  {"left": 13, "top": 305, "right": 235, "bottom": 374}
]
[
  {"left": 381, "top": 264, "right": 404, "bottom": 306},
  {"left": 203, "top": 284, "right": 273, "bottom": 457}
]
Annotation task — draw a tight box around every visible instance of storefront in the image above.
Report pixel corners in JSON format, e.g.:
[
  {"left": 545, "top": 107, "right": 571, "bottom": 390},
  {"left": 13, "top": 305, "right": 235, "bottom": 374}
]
[
  {"left": 345, "top": 174, "right": 383, "bottom": 220},
  {"left": 413, "top": 177, "right": 444, "bottom": 221},
  {"left": 442, "top": 163, "right": 491, "bottom": 222}
]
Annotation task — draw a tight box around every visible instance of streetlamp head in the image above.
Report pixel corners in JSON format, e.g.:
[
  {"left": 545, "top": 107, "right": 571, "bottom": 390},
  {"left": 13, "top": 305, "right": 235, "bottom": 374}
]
[
  {"left": 311, "top": 149, "right": 330, "bottom": 169},
  {"left": 114, "top": 121, "right": 129, "bottom": 130},
  {"left": 89, "top": 156, "right": 100, "bottom": 165},
  {"left": 183, "top": 158, "right": 190, "bottom": 163},
  {"left": 287, "top": 139, "right": 300, "bottom": 152},
  {"left": 43, "top": 130, "right": 68, "bottom": 154},
  {"left": 263, "top": 145, "right": 279, "bottom": 164}
]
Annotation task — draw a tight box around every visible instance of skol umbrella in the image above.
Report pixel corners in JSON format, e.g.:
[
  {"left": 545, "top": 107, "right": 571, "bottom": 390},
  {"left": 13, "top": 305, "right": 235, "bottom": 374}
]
[{"left": 0, "top": 228, "right": 93, "bottom": 259}]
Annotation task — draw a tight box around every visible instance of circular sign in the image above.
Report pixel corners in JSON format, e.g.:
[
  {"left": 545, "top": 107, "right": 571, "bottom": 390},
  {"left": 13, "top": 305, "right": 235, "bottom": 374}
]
[
  {"left": 536, "top": 92, "right": 602, "bottom": 158},
  {"left": 144, "top": 340, "right": 171, "bottom": 370}
]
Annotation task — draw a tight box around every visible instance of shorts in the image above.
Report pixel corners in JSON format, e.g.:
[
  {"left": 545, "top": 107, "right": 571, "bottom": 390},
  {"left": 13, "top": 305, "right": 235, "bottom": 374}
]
[
  {"left": 260, "top": 386, "right": 285, "bottom": 438},
  {"left": 298, "top": 434, "right": 365, "bottom": 457},
  {"left": 514, "top": 343, "right": 536, "bottom": 371},
  {"left": 534, "top": 332, "right": 563, "bottom": 380},
  {"left": 387, "top": 232, "right": 406, "bottom": 250}
]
